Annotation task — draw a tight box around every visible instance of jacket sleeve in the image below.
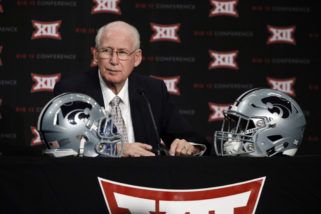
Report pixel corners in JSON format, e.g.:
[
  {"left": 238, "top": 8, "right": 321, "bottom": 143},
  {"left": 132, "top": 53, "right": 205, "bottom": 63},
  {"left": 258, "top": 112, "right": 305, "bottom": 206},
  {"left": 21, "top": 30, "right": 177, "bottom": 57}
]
[{"left": 157, "top": 80, "right": 210, "bottom": 154}]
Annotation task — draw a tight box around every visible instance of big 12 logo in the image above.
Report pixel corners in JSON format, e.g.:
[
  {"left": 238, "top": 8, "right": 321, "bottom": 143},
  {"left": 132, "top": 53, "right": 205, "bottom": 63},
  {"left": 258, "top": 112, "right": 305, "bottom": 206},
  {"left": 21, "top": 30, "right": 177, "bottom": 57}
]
[{"left": 99, "top": 176, "right": 265, "bottom": 214}]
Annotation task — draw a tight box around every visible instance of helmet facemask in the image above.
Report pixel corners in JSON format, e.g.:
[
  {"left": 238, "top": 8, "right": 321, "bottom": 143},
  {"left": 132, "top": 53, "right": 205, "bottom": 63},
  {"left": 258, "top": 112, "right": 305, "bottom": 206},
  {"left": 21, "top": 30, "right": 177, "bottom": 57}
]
[
  {"left": 214, "top": 111, "right": 269, "bottom": 157},
  {"left": 95, "top": 116, "right": 123, "bottom": 157}
]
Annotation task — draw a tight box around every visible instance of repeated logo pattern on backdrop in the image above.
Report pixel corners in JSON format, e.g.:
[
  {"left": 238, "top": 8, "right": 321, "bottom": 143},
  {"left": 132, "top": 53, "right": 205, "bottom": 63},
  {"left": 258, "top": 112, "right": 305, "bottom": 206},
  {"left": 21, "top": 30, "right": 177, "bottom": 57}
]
[{"left": 0, "top": 0, "right": 320, "bottom": 155}]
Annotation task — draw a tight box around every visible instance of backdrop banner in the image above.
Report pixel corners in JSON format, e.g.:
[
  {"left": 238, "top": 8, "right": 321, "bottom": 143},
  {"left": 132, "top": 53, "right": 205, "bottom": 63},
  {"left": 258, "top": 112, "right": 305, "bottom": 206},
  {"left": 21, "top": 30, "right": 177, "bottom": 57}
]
[{"left": 0, "top": 0, "right": 320, "bottom": 155}]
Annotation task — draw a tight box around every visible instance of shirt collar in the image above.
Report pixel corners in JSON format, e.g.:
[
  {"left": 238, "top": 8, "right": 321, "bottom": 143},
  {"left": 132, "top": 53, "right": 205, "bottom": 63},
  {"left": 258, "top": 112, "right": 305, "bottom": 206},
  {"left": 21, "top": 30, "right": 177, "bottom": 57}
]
[{"left": 98, "top": 70, "right": 129, "bottom": 105}]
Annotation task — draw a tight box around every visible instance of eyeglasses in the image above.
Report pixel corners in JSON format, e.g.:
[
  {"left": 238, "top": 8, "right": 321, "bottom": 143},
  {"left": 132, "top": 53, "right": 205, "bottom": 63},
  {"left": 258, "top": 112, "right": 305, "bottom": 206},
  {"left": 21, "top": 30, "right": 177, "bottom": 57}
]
[{"left": 97, "top": 47, "right": 137, "bottom": 61}]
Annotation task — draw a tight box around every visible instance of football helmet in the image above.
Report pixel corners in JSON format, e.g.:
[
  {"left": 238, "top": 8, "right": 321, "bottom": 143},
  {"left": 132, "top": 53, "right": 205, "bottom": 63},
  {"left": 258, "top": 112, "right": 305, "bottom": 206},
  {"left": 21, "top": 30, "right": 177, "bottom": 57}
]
[
  {"left": 214, "top": 88, "right": 306, "bottom": 157},
  {"left": 37, "top": 93, "right": 123, "bottom": 157}
]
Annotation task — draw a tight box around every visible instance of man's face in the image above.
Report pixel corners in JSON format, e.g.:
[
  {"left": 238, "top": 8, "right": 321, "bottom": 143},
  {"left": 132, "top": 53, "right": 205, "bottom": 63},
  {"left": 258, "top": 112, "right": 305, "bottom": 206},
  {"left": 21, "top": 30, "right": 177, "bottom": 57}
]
[{"left": 94, "top": 28, "right": 142, "bottom": 87}]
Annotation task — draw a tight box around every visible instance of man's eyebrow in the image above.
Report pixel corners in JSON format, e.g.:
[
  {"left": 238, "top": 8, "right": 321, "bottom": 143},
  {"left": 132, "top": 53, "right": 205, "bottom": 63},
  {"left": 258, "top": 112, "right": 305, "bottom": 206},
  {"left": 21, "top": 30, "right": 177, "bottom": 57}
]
[
  {"left": 101, "top": 47, "right": 129, "bottom": 51},
  {"left": 116, "top": 48, "right": 130, "bottom": 51}
]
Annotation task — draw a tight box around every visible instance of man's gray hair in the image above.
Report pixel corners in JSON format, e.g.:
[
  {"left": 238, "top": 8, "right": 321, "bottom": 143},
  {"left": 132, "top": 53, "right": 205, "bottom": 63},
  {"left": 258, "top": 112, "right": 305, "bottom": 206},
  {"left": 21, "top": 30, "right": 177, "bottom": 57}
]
[{"left": 95, "top": 21, "right": 141, "bottom": 50}]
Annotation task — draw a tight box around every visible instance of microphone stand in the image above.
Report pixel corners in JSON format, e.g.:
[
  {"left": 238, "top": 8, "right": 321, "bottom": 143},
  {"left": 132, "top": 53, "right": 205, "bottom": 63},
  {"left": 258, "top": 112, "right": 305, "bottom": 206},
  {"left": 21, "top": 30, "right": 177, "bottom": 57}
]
[{"left": 138, "top": 89, "right": 168, "bottom": 156}]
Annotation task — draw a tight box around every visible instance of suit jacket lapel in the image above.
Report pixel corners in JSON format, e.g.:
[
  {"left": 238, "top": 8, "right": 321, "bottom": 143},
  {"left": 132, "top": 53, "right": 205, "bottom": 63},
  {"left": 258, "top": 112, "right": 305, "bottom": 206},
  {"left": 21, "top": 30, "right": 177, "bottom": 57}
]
[
  {"left": 128, "top": 74, "right": 149, "bottom": 144},
  {"left": 87, "top": 69, "right": 105, "bottom": 107}
]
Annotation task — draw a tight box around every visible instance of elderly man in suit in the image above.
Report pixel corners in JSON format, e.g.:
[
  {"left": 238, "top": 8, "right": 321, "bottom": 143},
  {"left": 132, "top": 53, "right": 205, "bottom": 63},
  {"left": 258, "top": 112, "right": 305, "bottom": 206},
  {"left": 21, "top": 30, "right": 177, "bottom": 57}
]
[{"left": 54, "top": 21, "right": 208, "bottom": 157}]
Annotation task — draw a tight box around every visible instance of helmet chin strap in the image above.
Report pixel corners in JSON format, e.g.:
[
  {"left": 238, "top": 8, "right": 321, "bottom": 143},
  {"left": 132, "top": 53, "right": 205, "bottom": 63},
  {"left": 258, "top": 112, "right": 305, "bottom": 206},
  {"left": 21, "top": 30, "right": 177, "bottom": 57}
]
[{"left": 78, "top": 137, "right": 87, "bottom": 157}]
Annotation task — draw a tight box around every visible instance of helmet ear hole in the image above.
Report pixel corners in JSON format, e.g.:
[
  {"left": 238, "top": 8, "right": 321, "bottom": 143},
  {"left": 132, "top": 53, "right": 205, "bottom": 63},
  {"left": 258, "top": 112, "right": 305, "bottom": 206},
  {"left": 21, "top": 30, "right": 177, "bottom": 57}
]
[{"left": 267, "top": 135, "right": 283, "bottom": 142}]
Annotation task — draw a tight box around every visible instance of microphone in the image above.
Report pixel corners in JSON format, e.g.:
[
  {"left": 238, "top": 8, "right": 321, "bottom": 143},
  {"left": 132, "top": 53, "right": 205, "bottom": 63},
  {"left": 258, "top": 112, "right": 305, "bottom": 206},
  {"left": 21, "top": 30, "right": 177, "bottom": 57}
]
[{"left": 138, "top": 88, "right": 168, "bottom": 156}]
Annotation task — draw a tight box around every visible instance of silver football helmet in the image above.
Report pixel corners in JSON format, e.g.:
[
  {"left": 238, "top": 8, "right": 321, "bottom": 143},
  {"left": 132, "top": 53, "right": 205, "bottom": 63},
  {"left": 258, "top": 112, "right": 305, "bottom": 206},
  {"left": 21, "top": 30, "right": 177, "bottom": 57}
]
[
  {"left": 37, "top": 93, "right": 123, "bottom": 157},
  {"left": 214, "top": 88, "right": 306, "bottom": 157}
]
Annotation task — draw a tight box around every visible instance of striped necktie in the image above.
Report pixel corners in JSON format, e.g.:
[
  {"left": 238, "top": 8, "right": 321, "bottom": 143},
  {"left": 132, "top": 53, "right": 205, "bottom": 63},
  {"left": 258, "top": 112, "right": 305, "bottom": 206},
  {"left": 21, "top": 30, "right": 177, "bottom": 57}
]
[{"left": 110, "top": 96, "right": 128, "bottom": 143}]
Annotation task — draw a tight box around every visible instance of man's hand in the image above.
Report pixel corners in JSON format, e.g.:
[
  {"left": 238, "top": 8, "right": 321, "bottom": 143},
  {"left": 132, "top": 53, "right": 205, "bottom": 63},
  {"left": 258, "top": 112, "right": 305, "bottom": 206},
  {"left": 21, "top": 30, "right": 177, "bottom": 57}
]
[
  {"left": 168, "top": 139, "right": 200, "bottom": 156},
  {"left": 118, "top": 142, "right": 156, "bottom": 157}
]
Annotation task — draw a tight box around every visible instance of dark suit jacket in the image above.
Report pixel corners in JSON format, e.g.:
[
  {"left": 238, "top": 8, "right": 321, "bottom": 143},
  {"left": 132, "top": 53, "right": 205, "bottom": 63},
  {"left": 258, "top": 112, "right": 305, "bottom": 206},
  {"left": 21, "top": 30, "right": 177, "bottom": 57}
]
[{"left": 54, "top": 70, "right": 209, "bottom": 153}]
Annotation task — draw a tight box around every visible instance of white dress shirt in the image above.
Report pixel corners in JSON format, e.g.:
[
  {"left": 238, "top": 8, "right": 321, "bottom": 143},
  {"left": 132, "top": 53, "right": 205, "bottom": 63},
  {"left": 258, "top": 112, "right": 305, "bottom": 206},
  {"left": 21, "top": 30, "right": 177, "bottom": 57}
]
[{"left": 98, "top": 71, "right": 135, "bottom": 143}]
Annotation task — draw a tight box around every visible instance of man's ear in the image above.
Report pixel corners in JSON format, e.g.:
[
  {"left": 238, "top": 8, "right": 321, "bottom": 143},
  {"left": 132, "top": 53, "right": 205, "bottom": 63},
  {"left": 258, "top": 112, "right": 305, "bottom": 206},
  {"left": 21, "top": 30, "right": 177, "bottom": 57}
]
[
  {"left": 134, "top": 49, "right": 142, "bottom": 67},
  {"left": 93, "top": 47, "right": 99, "bottom": 63}
]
